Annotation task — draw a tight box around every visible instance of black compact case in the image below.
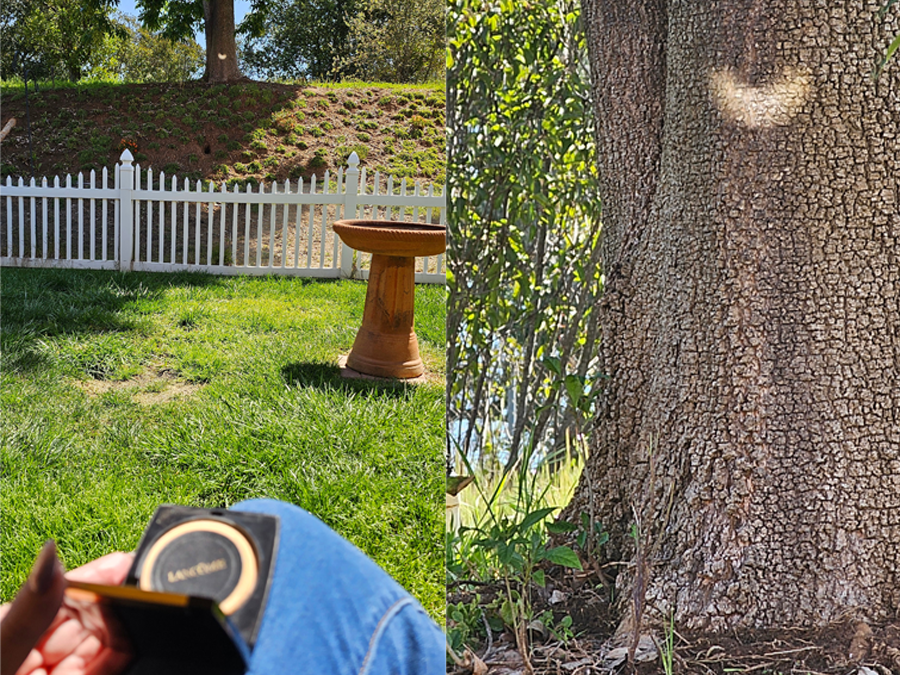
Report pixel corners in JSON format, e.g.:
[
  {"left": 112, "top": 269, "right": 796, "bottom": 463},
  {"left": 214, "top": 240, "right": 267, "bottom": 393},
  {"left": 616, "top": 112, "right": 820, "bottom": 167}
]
[{"left": 126, "top": 505, "right": 280, "bottom": 649}]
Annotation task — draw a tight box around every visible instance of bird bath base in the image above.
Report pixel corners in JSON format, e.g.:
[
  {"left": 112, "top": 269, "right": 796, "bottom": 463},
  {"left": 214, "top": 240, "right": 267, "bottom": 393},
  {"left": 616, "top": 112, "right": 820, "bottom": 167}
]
[{"left": 332, "top": 220, "right": 446, "bottom": 380}]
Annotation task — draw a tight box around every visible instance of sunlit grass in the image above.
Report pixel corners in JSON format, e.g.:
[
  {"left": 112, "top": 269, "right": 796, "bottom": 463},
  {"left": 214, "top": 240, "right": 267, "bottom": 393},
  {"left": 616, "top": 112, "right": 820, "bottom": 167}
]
[
  {"left": 456, "top": 454, "right": 583, "bottom": 532},
  {"left": 1, "top": 267, "right": 445, "bottom": 619}
]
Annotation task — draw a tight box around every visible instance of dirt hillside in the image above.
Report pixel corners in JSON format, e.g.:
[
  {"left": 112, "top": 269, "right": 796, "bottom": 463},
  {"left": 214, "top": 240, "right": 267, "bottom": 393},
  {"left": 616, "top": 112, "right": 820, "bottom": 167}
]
[{"left": 0, "top": 81, "right": 445, "bottom": 187}]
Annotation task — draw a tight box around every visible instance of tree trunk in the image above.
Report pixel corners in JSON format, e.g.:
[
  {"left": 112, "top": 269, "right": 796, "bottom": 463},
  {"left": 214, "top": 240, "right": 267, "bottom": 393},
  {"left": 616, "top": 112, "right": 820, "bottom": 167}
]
[
  {"left": 567, "top": 0, "right": 900, "bottom": 632},
  {"left": 203, "top": 0, "right": 242, "bottom": 82}
]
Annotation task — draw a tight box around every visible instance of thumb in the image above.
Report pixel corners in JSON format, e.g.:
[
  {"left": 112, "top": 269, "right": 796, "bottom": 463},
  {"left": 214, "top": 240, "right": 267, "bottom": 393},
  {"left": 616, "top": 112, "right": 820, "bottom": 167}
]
[{"left": 0, "top": 540, "right": 66, "bottom": 675}]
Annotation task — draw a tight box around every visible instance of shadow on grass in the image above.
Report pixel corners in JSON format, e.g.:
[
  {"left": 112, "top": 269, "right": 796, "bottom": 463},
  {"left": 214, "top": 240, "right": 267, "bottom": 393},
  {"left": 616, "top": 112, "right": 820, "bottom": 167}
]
[
  {"left": 0, "top": 268, "right": 230, "bottom": 331},
  {"left": 0, "top": 268, "right": 335, "bottom": 375},
  {"left": 281, "top": 361, "right": 419, "bottom": 399}
]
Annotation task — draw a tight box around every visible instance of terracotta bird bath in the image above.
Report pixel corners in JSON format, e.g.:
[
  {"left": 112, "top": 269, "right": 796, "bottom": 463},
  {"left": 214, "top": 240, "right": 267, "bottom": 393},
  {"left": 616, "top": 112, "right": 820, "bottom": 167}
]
[{"left": 333, "top": 219, "right": 446, "bottom": 379}]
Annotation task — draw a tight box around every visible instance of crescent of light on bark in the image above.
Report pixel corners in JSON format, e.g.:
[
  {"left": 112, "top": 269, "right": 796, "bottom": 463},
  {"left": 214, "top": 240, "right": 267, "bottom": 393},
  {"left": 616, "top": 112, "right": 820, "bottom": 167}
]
[{"left": 710, "top": 66, "right": 812, "bottom": 128}]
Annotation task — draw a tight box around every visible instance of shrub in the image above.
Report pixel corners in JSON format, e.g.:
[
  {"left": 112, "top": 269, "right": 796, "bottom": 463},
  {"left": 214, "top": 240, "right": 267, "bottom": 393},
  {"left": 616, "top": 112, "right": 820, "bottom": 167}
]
[{"left": 335, "top": 144, "right": 369, "bottom": 163}]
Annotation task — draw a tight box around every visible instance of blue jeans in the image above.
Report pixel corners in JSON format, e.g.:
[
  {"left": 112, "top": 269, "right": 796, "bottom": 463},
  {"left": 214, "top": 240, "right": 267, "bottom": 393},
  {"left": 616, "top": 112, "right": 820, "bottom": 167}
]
[{"left": 233, "top": 499, "right": 444, "bottom": 675}]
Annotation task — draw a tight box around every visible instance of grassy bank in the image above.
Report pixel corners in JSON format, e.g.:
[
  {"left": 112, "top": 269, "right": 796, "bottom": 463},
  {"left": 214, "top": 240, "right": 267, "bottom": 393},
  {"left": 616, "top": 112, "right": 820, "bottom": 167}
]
[
  {"left": 0, "top": 80, "right": 445, "bottom": 186},
  {"left": 0, "top": 267, "right": 445, "bottom": 618}
]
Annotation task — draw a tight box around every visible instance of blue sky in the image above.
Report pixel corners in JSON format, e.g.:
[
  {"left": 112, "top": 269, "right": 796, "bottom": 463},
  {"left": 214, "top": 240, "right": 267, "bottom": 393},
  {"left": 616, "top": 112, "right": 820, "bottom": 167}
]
[{"left": 116, "top": 0, "right": 254, "bottom": 47}]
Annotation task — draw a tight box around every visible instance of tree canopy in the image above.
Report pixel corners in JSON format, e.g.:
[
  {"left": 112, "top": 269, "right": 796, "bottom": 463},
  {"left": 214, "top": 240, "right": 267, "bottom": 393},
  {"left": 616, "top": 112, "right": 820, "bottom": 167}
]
[
  {"left": 0, "top": 0, "right": 123, "bottom": 81},
  {"left": 243, "top": 0, "right": 444, "bottom": 82},
  {"left": 90, "top": 14, "right": 204, "bottom": 83},
  {"left": 337, "top": 0, "right": 444, "bottom": 82},
  {"left": 241, "top": 0, "right": 358, "bottom": 81}
]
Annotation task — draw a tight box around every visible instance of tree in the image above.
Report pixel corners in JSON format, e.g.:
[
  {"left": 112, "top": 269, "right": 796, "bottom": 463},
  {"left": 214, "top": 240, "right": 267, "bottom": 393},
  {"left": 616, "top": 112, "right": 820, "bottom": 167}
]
[
  {"left": 0, "top": 0, "right": 122, "bottom": 81},
  {"left": 137, "top": 0, "right": 263, "bottom": 82},
  {"left": 88, "top": 14, "right": 204, "bottom": 82},
  {"left": 564, "top": 0, "right": 900, "bottom": 633},
  {"left": 241, "top": 0, "right": 358, "bottom": 81},
  {"left": 337, "top": 0, "right": 444, "bottom": 82}
]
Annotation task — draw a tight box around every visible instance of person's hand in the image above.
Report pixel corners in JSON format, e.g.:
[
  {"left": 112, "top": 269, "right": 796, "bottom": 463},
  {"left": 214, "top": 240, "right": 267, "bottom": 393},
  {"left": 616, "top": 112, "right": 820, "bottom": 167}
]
[{"left": 0, "top": 541, "right": 134, "bottom": 675}]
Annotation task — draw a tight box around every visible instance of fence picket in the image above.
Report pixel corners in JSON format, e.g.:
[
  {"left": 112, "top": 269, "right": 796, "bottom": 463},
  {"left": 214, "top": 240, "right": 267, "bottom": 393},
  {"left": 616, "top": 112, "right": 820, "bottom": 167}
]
[
  {"left": 194, "top": 182, "right": 201, "bottom": 265},
  {"left": 206, "top": 182, "right": 214, "bottom": 267},
  {"left": 53, "top": 176, "right": 60, "bottom": 259},
  {"left": 89, "top": 171, "right": 96, "bottom": 260},
  {"left": 182, "top": 178, "right": 190, "bottom": 265},
  {"left": 255, "top": 194, "right": 263, "bottom": 268},
  {"left": 29, "top": 178, "right": 36, "bottom": 259},
  {"left": 147, "top": 168, "right": 155, "bottom": 264},
  {"left": 170, "top": 176, "right": 177, "bottom": 264},
  {"left": 134, "top": 166, "right": 142, "bottom": 263},
  {"left": 280, "top": 180, "right": 289, "bottom": 268},
  {"left": 42, "top": 178, "right": 48, "bottom": 259},
  {"left": 102, "top": 168, "right": 108, "bottom": 261},
  {"left": 243, "top": 183, "right": 251, "bottom": 267},
  {"left": 158, "top": 171, "right": 166, "bottom": 263},
  {"left": 17, "top": 178, "right": 24, "bottom": 258},
  {"left": 113, "top": 167, "right": 118, "bottom": 263},
  {"left": 66, "top": 175, "right": 74, "bottom": 260},
  {"left": 231, "top": 183, "right": 238, "bottom": 265},
  {"left": 219, "top": 182, "right": 226, "bottom": 267},
  {"left": 5, "top": 177, "right": 11, "bottom": 258}
]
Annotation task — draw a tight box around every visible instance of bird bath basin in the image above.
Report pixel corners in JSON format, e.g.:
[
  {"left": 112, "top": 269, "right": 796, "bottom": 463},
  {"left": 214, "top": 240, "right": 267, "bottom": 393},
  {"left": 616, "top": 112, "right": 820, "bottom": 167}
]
[{"left": 332, "top": 219, "right": 446, "bottom": 379}]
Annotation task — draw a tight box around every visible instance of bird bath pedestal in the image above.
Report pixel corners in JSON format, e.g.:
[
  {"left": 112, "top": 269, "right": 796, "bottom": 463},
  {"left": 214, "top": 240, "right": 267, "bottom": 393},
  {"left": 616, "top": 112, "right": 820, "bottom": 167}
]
[{"left": 332, "top": 219, "right": 446, "bottom": 379}]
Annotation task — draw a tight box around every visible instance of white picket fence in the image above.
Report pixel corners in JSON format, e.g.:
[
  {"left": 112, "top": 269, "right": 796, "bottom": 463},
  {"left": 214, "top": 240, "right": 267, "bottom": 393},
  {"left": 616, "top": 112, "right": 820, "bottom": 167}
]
[{"left": 0, "top": 150, "right": 446, "bottom": 283}]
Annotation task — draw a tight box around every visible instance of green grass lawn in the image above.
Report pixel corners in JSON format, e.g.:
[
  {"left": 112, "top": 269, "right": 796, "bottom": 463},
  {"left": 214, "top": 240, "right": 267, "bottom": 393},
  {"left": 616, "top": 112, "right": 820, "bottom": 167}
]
[{"left": 0, "top": 267, "right": 446, "bottom": 619}]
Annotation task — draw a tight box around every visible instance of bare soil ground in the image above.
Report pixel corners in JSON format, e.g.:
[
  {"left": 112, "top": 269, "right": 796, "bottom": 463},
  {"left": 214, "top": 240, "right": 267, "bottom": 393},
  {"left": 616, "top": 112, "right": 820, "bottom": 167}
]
[
  {"left": 72, "top": 367, "right": 203, "bottom": 405},
  {"left": 449, "top": 566, "right": 900, "bottom": 675}
]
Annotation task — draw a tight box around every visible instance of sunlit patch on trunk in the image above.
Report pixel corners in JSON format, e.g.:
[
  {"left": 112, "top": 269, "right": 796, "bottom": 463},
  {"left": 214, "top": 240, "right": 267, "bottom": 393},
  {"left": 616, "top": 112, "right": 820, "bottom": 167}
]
[{"left": 710, "top": 66, "right": 812, "bottom": 128}]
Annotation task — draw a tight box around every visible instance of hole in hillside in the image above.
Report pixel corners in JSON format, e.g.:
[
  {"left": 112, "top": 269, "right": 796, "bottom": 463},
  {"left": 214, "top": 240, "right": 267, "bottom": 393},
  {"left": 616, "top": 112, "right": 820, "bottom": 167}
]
[{"left": 203, "top": 144, "right": 211, "bottom": 154}]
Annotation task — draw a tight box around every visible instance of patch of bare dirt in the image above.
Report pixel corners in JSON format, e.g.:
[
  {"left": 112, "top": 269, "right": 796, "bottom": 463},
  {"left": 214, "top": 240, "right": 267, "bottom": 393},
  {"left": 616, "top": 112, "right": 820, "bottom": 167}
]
[
  {"left": 73, "top": 368, "right": 202, "bottom": 404},
  {"left": 449, "top": 570, "right": 900, "bottom": 675}
]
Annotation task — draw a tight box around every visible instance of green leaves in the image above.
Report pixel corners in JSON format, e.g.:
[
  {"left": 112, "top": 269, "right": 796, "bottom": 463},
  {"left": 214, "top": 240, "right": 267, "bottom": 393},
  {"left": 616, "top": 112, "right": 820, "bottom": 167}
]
[
  {"left": 540, "top": 546, "right": 582, "bottom": 570},
  {"left": 519, "top": 506, "right": 557, "bottom": 532},
  {"left": 448, "top": 0, "right": 603, "bottom": 472},
  {"left": 466, "top": 505, "right": 582, "bottom": 579}
]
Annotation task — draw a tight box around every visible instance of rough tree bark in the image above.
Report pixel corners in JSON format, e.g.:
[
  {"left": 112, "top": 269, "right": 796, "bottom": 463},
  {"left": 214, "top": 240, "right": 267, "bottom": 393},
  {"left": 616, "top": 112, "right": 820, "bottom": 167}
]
[
  {"left": 566, "top": 0, "right": 900, "bottom": 631},
  {"left": 202, "top": 0, "right": 242, "bottom": 82}
]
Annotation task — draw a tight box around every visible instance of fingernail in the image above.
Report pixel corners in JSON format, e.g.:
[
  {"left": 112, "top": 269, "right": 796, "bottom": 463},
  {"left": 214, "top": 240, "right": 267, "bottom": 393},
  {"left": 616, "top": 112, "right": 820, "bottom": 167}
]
[{"left": 29, "top": 540, "right": 60, "bottom": 595}]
